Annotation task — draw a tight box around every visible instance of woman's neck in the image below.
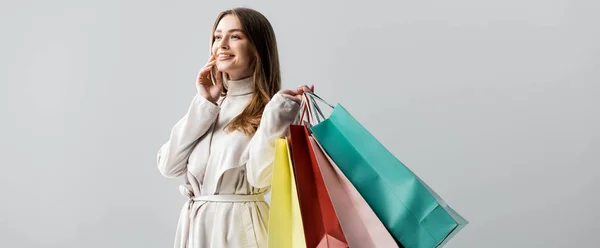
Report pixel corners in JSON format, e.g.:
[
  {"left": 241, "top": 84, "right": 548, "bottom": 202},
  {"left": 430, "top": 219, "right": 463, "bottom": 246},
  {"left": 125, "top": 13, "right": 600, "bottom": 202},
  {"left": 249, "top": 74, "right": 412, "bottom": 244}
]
[{"left": 227, "top": 70, "right": 253, "bottom": 81}]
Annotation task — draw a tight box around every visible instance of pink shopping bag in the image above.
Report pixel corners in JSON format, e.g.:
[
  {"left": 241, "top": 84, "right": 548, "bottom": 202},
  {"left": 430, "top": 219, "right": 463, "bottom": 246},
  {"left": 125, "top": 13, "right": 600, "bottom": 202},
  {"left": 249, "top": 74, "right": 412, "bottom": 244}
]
[{"left": 308, "top": 136, "right": 400, "bottom": 248}]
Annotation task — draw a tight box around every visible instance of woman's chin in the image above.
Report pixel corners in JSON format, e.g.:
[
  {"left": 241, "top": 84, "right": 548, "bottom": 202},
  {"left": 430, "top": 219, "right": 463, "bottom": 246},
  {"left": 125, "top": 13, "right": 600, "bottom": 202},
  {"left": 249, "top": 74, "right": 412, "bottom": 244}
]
[
  {"left": 217, "top": 66, "right": 237, "bottom": 75},
  {"left": 216, "top": 65, "right": 227, "bottom": 72}
]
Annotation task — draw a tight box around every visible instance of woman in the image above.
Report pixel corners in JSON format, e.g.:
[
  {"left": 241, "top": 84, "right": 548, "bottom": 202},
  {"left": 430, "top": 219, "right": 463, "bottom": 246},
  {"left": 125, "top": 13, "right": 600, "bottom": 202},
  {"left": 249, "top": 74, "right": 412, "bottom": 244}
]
[{"left": 156, "top": 7, "right": 313, "bottom": 248}]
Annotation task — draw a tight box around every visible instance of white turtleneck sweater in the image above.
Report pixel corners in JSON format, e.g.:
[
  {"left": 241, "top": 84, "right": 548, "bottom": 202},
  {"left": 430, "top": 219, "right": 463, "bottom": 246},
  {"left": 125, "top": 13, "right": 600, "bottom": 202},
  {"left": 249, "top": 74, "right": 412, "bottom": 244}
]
[{"left": 157, "top": 76, "right": 300, "bottom": 248}]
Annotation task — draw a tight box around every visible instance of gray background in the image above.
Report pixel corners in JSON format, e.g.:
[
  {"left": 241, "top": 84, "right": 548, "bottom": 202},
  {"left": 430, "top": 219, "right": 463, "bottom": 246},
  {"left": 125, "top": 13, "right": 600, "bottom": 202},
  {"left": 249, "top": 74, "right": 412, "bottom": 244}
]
[{"left": 1, "top": 0, "right": 598, "bottom": 247}]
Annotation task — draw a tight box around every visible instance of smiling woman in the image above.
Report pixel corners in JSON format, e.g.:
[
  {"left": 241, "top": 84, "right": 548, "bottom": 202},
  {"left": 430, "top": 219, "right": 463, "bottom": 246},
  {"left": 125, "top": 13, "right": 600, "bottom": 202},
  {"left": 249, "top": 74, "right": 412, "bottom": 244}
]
[
  {"left": 211, "top": 15, "right": 253, "bottom": 80},
  {"left": 156, "top": 7, "right": 314, "bottom": 248}
]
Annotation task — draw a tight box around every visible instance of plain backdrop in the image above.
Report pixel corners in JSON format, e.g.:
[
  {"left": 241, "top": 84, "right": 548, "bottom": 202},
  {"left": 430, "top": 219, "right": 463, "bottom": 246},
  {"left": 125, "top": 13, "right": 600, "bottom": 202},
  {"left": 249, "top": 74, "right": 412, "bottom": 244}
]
[{"left": 1, "top": 0, "right": 599, "bottom": 247}]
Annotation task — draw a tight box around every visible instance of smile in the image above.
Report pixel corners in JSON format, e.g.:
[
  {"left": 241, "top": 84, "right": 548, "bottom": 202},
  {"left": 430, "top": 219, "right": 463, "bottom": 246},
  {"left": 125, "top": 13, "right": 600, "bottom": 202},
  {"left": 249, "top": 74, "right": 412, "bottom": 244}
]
[{"left": 218, "top": 54, "right": 234, "bottom": 60}]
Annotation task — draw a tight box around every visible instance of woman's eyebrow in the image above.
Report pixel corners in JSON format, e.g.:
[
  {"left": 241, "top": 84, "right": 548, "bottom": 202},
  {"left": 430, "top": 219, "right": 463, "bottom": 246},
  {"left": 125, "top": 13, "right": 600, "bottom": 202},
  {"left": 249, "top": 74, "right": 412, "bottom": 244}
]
[{"left": 214, "top": 29, "right": 243, "bottom": 33}]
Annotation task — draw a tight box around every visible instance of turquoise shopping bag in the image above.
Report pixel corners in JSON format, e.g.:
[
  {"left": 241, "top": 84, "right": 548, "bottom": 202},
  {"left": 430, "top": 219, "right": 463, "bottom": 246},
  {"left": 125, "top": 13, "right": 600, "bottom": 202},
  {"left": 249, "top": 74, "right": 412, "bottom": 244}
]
[{"left": 305, "top": 93, "right": 468, "bottom": 248}]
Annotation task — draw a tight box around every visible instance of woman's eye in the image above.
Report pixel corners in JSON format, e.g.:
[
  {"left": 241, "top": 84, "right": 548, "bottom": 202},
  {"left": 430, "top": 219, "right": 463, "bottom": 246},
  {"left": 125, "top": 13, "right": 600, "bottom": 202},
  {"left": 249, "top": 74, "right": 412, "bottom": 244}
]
[
  {"left": 231, "top": 35, "right": 240, "bottom": 39},
  {"left": 214, "top": 36, "right": 221, "bottom": 40}
]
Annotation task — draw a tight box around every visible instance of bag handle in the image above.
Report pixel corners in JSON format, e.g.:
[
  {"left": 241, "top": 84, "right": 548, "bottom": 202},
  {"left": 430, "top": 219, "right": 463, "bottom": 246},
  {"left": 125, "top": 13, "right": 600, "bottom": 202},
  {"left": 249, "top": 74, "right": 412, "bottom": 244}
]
[
  {"left": 298, "top": 93, "right": 315, "bottom": 125},
  {"left": 306, "top": 94, "right": 326, "bottom": 123},
  {"left": 305, "top": 92, "right": 334, "bottom": 109},
  {"left": 296, "top": 91, "right": 335, "bottom": 125},
  {"left": 303, "top": 92, "right": 334, "bottom": 125}
]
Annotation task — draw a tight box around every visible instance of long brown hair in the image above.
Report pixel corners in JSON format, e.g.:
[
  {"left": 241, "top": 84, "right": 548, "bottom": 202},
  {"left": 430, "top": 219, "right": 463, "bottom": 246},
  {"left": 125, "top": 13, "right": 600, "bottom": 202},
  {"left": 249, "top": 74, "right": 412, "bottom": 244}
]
[{"left": 211, "top": 8, "right": 281, "bottom": 136}]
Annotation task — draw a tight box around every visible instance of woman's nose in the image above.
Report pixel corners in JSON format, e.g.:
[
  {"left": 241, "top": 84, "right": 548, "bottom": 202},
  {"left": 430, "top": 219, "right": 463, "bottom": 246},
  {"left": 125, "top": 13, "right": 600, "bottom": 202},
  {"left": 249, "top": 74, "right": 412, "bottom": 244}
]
[{"left": 218, "top": 38, "right": 229, "bottom": 49}]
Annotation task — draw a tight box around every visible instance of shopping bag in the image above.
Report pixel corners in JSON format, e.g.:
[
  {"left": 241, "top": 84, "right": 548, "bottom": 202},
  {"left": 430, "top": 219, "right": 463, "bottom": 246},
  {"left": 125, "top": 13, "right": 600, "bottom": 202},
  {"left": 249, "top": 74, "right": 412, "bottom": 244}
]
[
  {"left": 309, "top": 136, "right": 401, "bottom": 248},
  {"left": 306, "top": 92, "right": 468, "bottom": 248},
  {"left": 267, "top": 138, "right": 306, "bottom": 248},
  {"left": 288, "top": 123, "right": 349, "bottom": 248}
]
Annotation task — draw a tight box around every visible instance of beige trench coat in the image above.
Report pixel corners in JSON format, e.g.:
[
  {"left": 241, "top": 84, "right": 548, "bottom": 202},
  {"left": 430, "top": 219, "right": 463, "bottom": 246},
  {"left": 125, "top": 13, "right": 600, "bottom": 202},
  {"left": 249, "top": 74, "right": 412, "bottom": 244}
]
[{"left": 157, "top": 76, "right": 300, "bottom": 248}]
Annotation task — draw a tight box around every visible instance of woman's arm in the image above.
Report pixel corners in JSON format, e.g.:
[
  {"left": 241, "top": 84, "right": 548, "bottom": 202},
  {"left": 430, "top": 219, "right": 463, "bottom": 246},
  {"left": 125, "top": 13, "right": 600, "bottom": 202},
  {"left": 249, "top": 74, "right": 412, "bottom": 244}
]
[
  {"left": 245, "top": 93, "right": 301, "bottom": 188},
  {"left": 156, "top": 94, "right": 220, "bottom": 178}
]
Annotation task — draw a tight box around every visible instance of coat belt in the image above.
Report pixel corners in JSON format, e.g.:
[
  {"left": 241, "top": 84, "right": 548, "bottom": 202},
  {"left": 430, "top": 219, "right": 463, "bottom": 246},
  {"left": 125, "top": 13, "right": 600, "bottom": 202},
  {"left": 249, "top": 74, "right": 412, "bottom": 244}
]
[{"left": 191, "top": 193, "right": 265, "bottom": 202}]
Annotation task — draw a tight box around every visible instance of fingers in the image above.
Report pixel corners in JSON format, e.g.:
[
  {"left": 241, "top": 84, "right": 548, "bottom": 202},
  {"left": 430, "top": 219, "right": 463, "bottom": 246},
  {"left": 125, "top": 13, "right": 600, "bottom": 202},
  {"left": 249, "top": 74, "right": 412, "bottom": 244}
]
[
  {"left": 280, "top": 92, "right": 298, "bottom": 100},
  {"left": 198, "top": 57, "right": 217, "bottom": 82},
  {"left": 200, "top": 55, "right": 217, "bottom": 72},
  {"left": 203, "top": 60, "right": 216, "bottom": 71},
  {"left": 198, "top": 66, "right": 212, "bottom": 82},
  {"left": 296, "top": 84, "right": 314, "bottom": 94},
  {"left": 278, "top": 89, "right": 301, "bottom": 103},
  {"left": 201, "top": 62, "right": 215, "bottom": 74},
  {"left": 201, "top": 55, "right": 216, "bottom": 73},
  {"left": 208, "top": 53, "right": 216, "bottom": 63},
  {"left": 280, "top": 84, "right": 316, "bottom": 104},
  {"left": 280, "top": 89, "right": 296, "bottom": 95}
]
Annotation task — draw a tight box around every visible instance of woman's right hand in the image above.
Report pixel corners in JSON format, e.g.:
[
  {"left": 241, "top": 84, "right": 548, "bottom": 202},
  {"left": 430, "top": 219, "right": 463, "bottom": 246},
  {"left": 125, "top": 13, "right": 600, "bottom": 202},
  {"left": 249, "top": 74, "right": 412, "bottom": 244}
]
[
  {"left": 196, "top": 54, "right": 223, "bottom": 104},
  {"left": 279, "top": 85, "right": 314, "bottom": 105}
]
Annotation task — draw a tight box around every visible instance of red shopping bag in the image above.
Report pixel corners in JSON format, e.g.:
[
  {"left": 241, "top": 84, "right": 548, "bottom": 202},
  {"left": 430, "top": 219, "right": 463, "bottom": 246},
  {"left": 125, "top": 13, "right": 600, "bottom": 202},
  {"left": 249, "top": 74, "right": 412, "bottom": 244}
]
[{"left": 288, "top": 123, "right": 349, "bottom": 248}]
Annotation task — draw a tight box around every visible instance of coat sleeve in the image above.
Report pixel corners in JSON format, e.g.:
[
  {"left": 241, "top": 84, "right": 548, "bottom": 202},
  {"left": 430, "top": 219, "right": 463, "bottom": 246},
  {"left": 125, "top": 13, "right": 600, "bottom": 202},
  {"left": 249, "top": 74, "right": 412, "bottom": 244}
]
[
  {"left": 245, "top": 93, "right": 301, "bottom": 188},
  {"left": 157, "top": 94, "right": 220, "bottom": 178}
]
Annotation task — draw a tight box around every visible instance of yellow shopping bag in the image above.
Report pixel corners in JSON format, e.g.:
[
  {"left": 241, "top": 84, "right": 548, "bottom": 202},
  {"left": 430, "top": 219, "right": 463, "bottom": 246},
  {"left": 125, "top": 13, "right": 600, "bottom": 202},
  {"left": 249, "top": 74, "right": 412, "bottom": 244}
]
[{"left": 268, "top": 138, "right": 306, "bottom": 248}]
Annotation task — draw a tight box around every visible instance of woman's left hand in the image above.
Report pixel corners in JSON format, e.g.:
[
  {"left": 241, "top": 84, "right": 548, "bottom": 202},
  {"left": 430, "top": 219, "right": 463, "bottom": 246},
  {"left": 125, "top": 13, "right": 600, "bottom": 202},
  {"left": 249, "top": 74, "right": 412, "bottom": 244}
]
[{"left": 279, "top": 84, "right": 314, "bottom": 104}]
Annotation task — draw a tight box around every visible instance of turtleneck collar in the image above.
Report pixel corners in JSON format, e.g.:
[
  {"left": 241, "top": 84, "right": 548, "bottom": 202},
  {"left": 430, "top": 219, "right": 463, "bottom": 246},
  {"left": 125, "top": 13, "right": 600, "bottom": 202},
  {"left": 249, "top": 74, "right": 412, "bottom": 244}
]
[{"left": 223, "top": 74, "right": 254, "bottom": 97}]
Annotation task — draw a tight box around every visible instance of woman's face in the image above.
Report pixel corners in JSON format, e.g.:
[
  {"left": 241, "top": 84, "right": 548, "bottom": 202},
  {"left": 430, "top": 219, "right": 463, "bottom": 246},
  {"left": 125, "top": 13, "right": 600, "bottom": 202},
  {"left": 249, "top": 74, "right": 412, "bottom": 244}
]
[{"left": 212, "top": 14, "right": 253, "bottom": 80}]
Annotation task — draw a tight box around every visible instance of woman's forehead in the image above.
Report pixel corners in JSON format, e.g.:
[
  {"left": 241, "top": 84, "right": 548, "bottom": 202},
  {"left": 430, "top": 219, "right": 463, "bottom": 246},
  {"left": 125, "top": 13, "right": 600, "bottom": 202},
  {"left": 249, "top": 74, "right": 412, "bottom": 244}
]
[{"left": 215, "top": 15, "right": 242, "bottom": 32}]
